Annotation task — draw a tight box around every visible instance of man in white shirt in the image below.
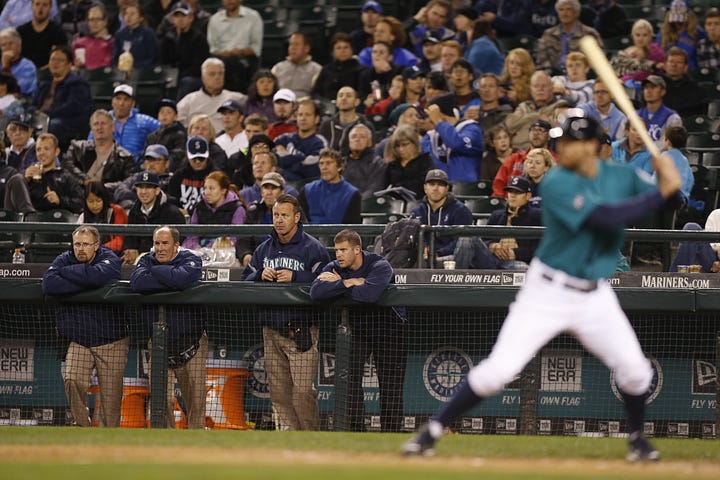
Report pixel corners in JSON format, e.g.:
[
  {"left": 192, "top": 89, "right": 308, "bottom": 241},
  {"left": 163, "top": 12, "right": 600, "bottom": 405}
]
[
  {"left": 206, "top": 0, "right": 263, "bottom": 92},
  {"left": 176, "top": 57, "right": 246, "bottom": 133},
  {"left": 215, "top": 99, "right": 247, "bottom": 157}
]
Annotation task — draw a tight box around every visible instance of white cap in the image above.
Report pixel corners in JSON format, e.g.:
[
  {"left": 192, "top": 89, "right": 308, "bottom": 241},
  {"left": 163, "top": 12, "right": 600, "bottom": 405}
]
[
  {"left": 273, "top": 88, "right": 296, "bottom": 103},
  {"left": 113, "top": 84, "right": 134, "bottom": 97}
]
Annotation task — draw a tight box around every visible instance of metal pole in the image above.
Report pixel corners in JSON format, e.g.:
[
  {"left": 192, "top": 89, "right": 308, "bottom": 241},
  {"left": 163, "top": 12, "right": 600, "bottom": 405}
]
[{"left": 150, "top": 305, "right": 168, "bottom": 428}]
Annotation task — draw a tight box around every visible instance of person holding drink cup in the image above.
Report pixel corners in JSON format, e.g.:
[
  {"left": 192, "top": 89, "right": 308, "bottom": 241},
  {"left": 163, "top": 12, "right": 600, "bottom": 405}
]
[{"left": 71, "top": 4, "right": 113, "bottom": 70}]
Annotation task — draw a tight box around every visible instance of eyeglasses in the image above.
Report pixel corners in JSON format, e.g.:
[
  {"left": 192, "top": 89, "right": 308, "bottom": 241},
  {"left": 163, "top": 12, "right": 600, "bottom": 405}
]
[{"left": 73, "top": 241, "right": 98, "bottom": 249}]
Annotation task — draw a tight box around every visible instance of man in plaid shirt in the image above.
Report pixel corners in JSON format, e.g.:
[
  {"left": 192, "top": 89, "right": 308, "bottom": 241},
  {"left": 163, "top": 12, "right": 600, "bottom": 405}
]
[{"left": 697, "top": 8, "right": 720, "bottom": 69}]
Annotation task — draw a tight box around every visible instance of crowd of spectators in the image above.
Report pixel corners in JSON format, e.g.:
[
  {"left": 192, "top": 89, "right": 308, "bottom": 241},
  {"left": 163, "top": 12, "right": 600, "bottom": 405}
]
[{"left": 0, "top": 0, "right": 719, "bottom": 270}]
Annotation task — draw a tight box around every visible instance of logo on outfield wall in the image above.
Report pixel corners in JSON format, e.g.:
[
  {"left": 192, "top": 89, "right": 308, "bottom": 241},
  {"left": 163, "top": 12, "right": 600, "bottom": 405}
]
[
  {"left": 541, "top": 351, "right": 582, "bottom": 392},
  {"left": 243, "top": 344, "right": 269, "bottom": 399},
  {"left": 610, "top": 356, "right": 662, "bottom": 405},
  {"left": 692, "top": 360, "right": 717, "bottom": 395},
  {"left": 0, "top": 340, "right": 34, "bottom": 382},
  {"left": 423, "top": 347, "right": 473, "bottom": 402}
]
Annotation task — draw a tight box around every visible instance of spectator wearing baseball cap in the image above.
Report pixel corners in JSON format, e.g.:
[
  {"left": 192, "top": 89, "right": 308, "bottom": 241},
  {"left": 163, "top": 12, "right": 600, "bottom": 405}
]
[
  {"left": 404, "top": 0, "right": 456, "bottom": 58},
  {"left": 167, "top": 136, "right": 214, "bottom": 214},
  {"left": 311, "top": 32, "right": 365, "bottom": 101},
  {"left": 656, "top": 0, "right": 705, "bottom": 70},
  {"left": 271, "top": 32, "right": 322, "bottom": 99},
  {"left": 409, "top": 168, "right": 474, "bottom": 267},
  {"left": 238, "top": 145, "right": 300, "bottom": 206},
  {"left": 122, "top": 169, "right": 186, "bottom": 265},
  {"left": 454, "top": 175, "right": 542, "bottom": 270},
  {"left": 159, "top": 1, "right": 211, "bottom": 99},
  {"left": 5, "top": 113, "right": 36, "bottom": 172},
  {"left": 418, "top": 30, "right": 443, "bottom": 74},
  {"left": 492, "top": 117, "right": 555, "bottom": 197},
  {"left": 422, "top": 92, "right": 485, "bottom": 182},
  {"left": 215, "top": 100, "right": 248, "bottom": 157},
  {"left": 95, "top": 84, "right": 161, "bottom": 160},
  {"left": 638, "top": 74, "right": 682, "bottom": 152},
  {"left": 349, "top": 1, "right": 383, "bottom": 55},
  {"left": 144, "top": 98, "right": 188, "bottom": 173},
  {"left": 237, "top": 171, "right": 294, "bottom": 265},
  {"left": 113, "top": 144, "right": 175, "bottom": 210},
  {"left": 268, "top": 88, "right": 298, "bottom": 140}
]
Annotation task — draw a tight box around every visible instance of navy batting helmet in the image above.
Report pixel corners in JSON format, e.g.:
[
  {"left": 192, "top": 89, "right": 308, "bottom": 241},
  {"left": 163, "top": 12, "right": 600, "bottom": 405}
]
[{"left": 549, "top": 108, "right": 603, "bottom": 141}]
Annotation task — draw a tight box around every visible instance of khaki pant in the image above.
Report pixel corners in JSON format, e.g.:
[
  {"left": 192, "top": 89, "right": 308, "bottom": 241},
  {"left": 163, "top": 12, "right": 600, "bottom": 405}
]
[
  {"left": 262, "top": 326, "right": 319, "bottom": 431},
  {"left": 150, "top": 334, "right": 208, "bottom": 429},
  {"left": 64, "top": 337, "right": 130, "bottom": 427}
]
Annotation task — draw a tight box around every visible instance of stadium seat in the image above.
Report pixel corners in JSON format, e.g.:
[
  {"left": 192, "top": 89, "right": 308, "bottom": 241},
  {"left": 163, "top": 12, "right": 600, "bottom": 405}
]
[
  {"left": 707, "top": 100, "right": 720, "bottom": 119},
  {"left": 362, "top": 195, "right": 405, "bottom": 215},
  {"left": 0, "top": 209, "right": 23, "bottom": 262},
  {"left": 683, "top": 149, "right": 702, "bottom": 165},
  {"left": 465, "top": 196, "right": 506, "bottom": 224},
  {"left": 24, "top": 210, "right": 79, "bottom": 263},
  {"left": 496, "top": 34, "right": 536, "bottom": 55},
  {"left": 699, "top": 81, "right": 720, "bottom": 101},
  {"left": 131, "top": 66, "right": 170, "bottom": 115},
  {"left": 682, "top": 114, "right": 712, "bottom": 134},
  {"left": 702, "top": 151, "right": 720, "bottom": 167},
  {"left": 362, "top": 213, "right": 405, "bottom": 224},
  {"left": 686, "top": 132, "right": 720, "bottom": 152},
  {"left": 261, "top": 21, "right": 289, "bottom": 68},
  {"left": 687, "top": 66, "right": 718, "bottom": 83},
  {"left": 450, "top": 180, "right": 493, "bottom": 199},
  {"left": 603, "top": 35, "right": 632, "bottom": 56}
]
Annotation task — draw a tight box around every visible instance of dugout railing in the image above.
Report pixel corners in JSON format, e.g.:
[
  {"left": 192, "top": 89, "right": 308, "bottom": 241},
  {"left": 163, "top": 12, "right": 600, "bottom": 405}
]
[{"left": 0, "top": 277, "right": 718, "bottom": 438}]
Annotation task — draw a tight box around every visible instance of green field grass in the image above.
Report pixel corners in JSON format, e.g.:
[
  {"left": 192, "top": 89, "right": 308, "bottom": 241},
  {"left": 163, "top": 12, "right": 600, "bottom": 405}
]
[{"left": 1, "top": 427, "right": 719, "bottom": 480}]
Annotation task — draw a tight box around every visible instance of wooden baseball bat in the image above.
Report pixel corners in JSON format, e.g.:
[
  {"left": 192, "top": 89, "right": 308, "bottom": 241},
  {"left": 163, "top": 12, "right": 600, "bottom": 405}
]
[{"left": 579, "top": 35, "right": 661, "bottom": 157}]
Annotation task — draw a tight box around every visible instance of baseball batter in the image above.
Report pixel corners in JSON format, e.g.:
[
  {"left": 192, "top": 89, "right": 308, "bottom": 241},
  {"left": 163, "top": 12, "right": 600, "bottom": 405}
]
[{"left": 402, "top": 109, "right": 682, "bottom": 462}]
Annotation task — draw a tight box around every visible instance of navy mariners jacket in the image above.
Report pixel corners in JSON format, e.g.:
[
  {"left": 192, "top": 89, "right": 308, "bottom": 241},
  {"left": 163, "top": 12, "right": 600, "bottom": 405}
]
[
  {"left": 310, "top": 251, "right": 407, "bottom": 323},
  {"left": 42, "top": 246, "right": 124, "bottom": 348},
  {"left": 410, "top": 193, "right": 474, "bottom": 257},
  {"left": 130, "top": 249, "right": 205, "bottom": 344},
  {"left": 243, "top": 222, "right": 330, "bottom": 329}
]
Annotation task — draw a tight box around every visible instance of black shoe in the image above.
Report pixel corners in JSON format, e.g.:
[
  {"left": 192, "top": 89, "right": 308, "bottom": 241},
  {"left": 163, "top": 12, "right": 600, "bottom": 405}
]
[
  {"left": 401, "top": 424, "right": 436, "bottom": 457},
  {"left": 626, "top": 432, "right": 660, "bottom": 462}
]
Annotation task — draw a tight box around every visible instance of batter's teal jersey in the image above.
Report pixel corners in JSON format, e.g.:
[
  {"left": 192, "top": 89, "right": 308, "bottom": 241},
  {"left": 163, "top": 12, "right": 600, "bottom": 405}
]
[{"left": 535, "top": 159, "right": 657, "bottom": 280}]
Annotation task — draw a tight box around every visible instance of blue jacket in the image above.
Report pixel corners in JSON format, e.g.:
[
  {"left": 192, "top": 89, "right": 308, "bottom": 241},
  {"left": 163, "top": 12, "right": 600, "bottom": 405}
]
[
  {"left": 130, "top": 249, "right": 204, "bottom": 343},
  {"left": 243, "top": 222, "right": 330, "bottom": 329},
  {"left": 465, "top": 36, "right": 504, "bottom": 75},
  {"left": 310, "top": 251, "right": 393, "bottom": 304},
  {"left": 42, "top": 246, "right": 124, "bottom": 347},
  {"left": 422, "top": 119, "right": 484, "bottom": 182},
  {"left": 611, "top": 139, "right": 652, "bottom": 172},
  {"left": 662, "top": 148, "right": 694, "bottom": 200},
  {"left": 89, "top": 108, "right": 161, "bottom": 160},
  {"left": 300, "top": 178, "right": 362, "bottom": 224},
  {"left": 239, "top": 183, "right": 299, "bottom": 205},
  {"left": 34, "top": 72, "right": 92, "bottom": 134},
  {"left": 11, "top": 57, "right": 36, "bottom": 96},
  {"left": 358, "top": 46, "right": 418, "bottom": 68},
  {"left": 580, "top": 102, "right": 627, "bottom": 141},
  {"left": 410, "top": 193, "right": 474, "bottom": 256},
  {"left": 274, "top": 132, "right": 329, "bottom": 181}
]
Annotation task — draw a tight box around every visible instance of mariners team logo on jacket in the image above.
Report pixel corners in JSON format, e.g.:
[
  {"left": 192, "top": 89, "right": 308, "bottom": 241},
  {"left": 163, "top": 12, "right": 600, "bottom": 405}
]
[
  {"left": 243, "top": 344, "right": 269, "bottom": 399},
  {"left": 423, "top": 347, "right": 473, "bottom": 402}
]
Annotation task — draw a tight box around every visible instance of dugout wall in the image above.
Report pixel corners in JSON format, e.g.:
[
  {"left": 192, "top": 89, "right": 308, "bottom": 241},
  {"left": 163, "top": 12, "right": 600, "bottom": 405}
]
[{"left": 0, "top": 279, "right": 718, "bottom": 438}]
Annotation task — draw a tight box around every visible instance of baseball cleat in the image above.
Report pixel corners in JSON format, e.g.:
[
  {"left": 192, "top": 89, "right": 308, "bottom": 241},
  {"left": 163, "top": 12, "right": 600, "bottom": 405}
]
[
  {"left": 401, "top": 424, "right": 436, "bottom": 457},
  {"left": 626, "top": 432, "right": 660, "bottom": 462}
]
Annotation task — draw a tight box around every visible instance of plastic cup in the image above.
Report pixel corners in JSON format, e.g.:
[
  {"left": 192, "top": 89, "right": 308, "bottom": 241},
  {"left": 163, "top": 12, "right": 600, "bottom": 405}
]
[{"left": 444, "top": 260, "right": 456, "bottom": 270}]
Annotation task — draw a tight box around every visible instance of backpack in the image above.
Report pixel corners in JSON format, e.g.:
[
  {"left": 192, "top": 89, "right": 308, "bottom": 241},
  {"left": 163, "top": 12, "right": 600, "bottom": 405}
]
[{"left": 373, "top": 217, "right": 422, "bottom": 268}]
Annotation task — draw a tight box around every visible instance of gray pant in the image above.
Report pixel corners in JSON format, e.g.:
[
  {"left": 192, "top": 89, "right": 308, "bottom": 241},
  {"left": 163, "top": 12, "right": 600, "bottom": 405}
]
[
  {"left": 262, "top": 326, "right": 319, "bottom": 431},
  {"left": 64, "top": 337, "right": 129, "bottom": 427}
]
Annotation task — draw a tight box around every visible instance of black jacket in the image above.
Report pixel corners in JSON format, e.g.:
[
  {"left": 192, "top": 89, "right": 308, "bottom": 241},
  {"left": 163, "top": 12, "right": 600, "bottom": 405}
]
[
  {"left": 159, "top": 25, "right": 210, "bottom": 79},
  {"left": 487, "top": 203, "right": 543, "bottom": 263},
  {"left": 311, "top": 57, "right": 366, "bottom": 100},
  {"left": 27, "top": 166, "right": 84, "bottom": 213},
  {"left": 63, "top": 140, "right": 137, "bottom": 188},
  {"left": 124, "top": 191, "right": 186, "bottom": 252},
  {"left": 384, "top": 152, "right": 435, "bottom": 200},
  {"left": 144, "top": 121, "right": 187, "bottom": 172}
]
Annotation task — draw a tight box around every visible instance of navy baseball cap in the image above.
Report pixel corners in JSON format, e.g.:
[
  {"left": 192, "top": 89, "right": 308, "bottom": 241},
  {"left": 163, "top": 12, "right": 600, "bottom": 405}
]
[
  {"left": 171, "top": 1, "right": 192, "bottom": 15},
  {"left": 505, "top": 176, "right": 531, "bottom": 193},
  {"left": 530, "top": 119, "right": 552, "bottom": 131},
  {"left": 248, "top": 134, "right": 275, "bottom": 150},
  {"left": 134, "top": 170, "right": 160, "bottom": 187},
  {"left": 144, "top": 144, "right": 169, "bottom": 159},
  {"left": 7, "top": 112, "right": 31, "bottom": 129},
  {"left": 549, "top": 108, "right": 603, "bottom": 141},
  {"left": 217, "top": 99, "right": 244, "bottom": 114},
  {"left": 186, "top": 136, "right": 209, "bottom": 158},
  {"left": 362, "top": 1, "right": 382, "bottom": 13},
  {"left": 157, "top": 98, "right": 177, "bottom": 113},
  {"left": 423, "top": 30, "right": 443, "bottom": 44},
  {"left": 402, "top": 65, "right": 424, "bottom": 80}
]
